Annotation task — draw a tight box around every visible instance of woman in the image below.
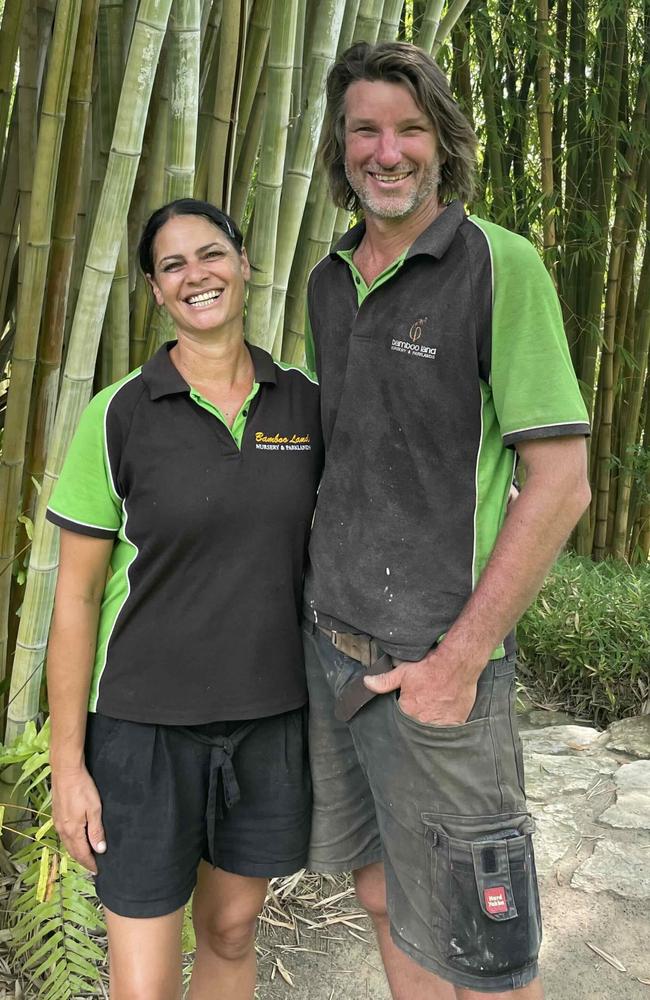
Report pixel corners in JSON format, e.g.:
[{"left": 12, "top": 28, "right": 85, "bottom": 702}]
[{"left": 46, "top": 199, "right": 323, "bottom": 1000}]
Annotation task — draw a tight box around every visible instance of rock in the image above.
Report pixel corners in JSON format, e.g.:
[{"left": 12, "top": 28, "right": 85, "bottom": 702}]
[
  {"left": 530, "top": 801, "right": 584, "bottom": 877},
  {"left": 571, "top": 840, "right": 650, "bottom": 898},
  {"left": 597, "top": 716, "right": 650, "bottom": 759},
  {"left": 599, "top": 760, "right": 650, "bottom": 829},
  {"left": 524, "top": 753, "right": 616, "bottom": 802},
  {"left": 520, "top": 725, "right": 601, "bottom": 756}
]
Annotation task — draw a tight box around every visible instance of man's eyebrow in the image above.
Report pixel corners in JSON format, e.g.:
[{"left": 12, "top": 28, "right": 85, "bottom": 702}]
[
  {"left": 347, "top": 115, "right": 430, "bottom": 128},
  {"left": 157, "top": 242, "right": 224, "bottom": 265}
]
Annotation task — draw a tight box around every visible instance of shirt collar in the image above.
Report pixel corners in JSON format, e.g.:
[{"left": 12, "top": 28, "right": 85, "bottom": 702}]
[
  {"left": 142, "top": 342, "right": 277, "bottom": 401},
  {"left": 330, "top": 199, "right": 465, "bottom": 262}
]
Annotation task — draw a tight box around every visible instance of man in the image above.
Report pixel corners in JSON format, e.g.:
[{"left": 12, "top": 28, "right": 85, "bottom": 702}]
[{"left": 303, "top": 41, "right": 591, "bottom": 1000}]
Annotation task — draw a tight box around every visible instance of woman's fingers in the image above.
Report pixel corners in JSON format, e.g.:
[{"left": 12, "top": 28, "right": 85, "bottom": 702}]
[{"left": 53, "top": 768, "right": 105, "bottom": 874}]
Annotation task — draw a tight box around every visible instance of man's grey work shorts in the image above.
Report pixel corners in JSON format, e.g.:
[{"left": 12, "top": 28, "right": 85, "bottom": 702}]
[{"left": 304, "top": 621, "right": 542, "bottom": 994}]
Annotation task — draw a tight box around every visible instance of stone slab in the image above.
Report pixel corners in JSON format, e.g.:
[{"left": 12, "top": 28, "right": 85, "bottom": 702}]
[
  {"left": 598, "top": 715, "right": 650, "bottom": 759},
  {"left": 520, "top": 725, "right": 601, "bottom": 756},
  {"left": 599, "top": 760, "right": 650, "bottom": 830},
  {"left": 571, "top": 840, "right": 650, "bottom": 898},
  {"left": 524, "top": 752, "right": 616, "bottom": 802},
  {"left": 530, "top": 801, "right": 585, "bottom": 877}
]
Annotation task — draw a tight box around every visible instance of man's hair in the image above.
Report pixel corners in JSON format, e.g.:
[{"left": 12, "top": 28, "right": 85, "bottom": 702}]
[{"left": 320, "top": 41, "right": 478, "bottom": 212}]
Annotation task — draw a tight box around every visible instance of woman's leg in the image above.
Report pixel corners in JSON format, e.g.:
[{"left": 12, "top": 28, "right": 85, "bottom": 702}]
[
  {"left": 188, "top": 862, "right": 269, "bottom": 1000},
  {"left": 104, "top": 905, "right": 184, "bottom": 1000}
]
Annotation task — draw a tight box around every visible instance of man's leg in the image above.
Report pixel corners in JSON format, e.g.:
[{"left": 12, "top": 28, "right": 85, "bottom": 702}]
[
  {"left": 354, "top": 863, "right": 544, "bottom": 1000},
  {"left": 354, "top": 862, "right": 455, "bottom": 1000}
]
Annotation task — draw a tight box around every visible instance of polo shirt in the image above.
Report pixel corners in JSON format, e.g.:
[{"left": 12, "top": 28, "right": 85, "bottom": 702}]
[
  {"left": 304, "top": 200, "right": 590, "bottom": 661},
  {"left": 46, "top": 343, "right": 323, "bottom": 724}
]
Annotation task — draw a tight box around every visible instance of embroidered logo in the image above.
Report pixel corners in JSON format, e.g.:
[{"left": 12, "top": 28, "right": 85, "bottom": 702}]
[
  {"left": 483, "top": 887, "right": 509, "bottom": 915},
  {"left": 391, "top": 316, "right": 437, "bottom": 360},
  {"left": 255, "top": 432, "right": 311, "bottom": 452}
]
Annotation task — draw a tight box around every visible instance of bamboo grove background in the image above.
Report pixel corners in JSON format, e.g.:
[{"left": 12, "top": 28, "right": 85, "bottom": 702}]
[{"left": 0, "top": 0, "right": 648, "bottom": 754}]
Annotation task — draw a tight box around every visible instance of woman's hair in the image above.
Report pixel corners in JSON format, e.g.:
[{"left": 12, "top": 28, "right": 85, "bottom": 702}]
[
  {"left": 320, "top": 41, "right": 478, "bottom": 212},
  {"left": 138, "top": 198, "right": 244, "bottom": 274}
]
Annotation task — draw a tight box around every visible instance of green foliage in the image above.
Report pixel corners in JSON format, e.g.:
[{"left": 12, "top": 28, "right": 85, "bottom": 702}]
[
  {"left": 518, "top": 553, "right": 650, "bottom": 726},
  {"left": 0, "top": 722, "right": 106, "bottom": 998}
]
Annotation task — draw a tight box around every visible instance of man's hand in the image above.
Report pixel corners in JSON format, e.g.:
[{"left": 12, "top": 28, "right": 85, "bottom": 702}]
[
  {"left": 52, "top": 765, "right": 106, "bottom": 874},
  {"left": 364, "top": 650, "right": 478, "bottom": 726}
]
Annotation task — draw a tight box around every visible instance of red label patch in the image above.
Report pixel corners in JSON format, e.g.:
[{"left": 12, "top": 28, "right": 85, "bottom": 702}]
[{"left": 484, "top": 887, "right": 508, "bottom": 914}]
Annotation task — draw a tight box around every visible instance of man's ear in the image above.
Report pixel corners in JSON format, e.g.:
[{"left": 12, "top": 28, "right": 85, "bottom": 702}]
[
  {"left": 240, "top": 248, "right": 251, "bottom": 282},
  {"left": 147, "top": 274, "right": 164, "bottom": 307}
]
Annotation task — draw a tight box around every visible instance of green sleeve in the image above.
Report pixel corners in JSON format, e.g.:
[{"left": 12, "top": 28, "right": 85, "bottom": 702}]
[
  {"left": 471, "top": 217, "right": 590, "bottom": 446},
  {"left": 46, "top": 389, "right": 122, "bottom": 538}
]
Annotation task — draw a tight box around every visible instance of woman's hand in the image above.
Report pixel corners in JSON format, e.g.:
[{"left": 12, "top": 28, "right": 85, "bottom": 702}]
[{"left": 52, "top": 764, "right": 106, "bottom": 874}]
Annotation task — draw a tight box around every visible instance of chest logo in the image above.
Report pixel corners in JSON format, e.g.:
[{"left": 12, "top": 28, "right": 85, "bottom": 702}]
[
  {"left": 255, "top": 431, "right": 312, "bottom": 452},
  {"left": 391, "top": 316, "right": 437, "bottom": 360}
]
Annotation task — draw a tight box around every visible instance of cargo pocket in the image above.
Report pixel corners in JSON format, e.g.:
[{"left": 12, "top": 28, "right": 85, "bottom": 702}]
[{"left": 423, "top": 813, "right": 541, "bottom": 978}]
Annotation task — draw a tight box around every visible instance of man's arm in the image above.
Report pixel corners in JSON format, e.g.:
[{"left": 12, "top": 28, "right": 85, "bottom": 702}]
[{"left": 365, "top": 434, "right": 591, "bottom": 724}]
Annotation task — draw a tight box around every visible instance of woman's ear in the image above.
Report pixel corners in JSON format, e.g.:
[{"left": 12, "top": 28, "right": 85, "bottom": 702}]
[
  {"left": 147, "top": 274, "right": 164, "bottom": 307},
  {"left": 240, "top": 248, "right": 251, "bottom": 282}
]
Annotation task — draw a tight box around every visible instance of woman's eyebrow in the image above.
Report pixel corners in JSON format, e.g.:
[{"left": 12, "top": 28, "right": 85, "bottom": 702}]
[{"left": 157, "top": 242, "right": 224, "bottom": 266}]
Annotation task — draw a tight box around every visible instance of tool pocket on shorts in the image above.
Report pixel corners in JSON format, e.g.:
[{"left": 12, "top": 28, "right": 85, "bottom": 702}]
[{"left": 423, "top": 813, "right": 541, "bottom": 977}]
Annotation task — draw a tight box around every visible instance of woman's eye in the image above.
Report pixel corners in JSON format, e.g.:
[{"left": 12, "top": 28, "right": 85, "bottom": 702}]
[
  {"left": 162, "top": 261, "right": 182, "bottom": 272},
  {"left": 205, "top": 250, "right": 223, "bottom": 259}
]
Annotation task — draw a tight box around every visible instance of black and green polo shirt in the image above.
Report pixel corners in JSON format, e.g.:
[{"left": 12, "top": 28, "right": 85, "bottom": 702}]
[
  {"left": 47, "top": 343, "right": 323, "bottom": 724},
  {"left": 304, "top": 200, "right": 589, "bottom": 661}
]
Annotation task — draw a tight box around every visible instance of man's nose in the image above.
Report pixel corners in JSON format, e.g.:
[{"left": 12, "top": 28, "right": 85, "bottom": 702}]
[{"left": 375, "top": 130, "right": 402, "bottom": 168}]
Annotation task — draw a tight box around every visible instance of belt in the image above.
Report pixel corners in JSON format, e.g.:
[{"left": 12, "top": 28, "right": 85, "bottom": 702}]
[
  {"left": 316, "top": 624, "right": 394, "bottom": 722},
  {"left": 178, "top": 721, "right": 256, "bottom": 867}
]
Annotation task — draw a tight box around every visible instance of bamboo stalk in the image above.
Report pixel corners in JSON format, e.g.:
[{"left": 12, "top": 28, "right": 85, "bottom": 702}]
[
  {"left": 5, "top": 0, "right": 175, "bottom": 744},
  {"left": 417, "top": 0, "right": 444, "bottom": 53},
  {"left": 536, "top": 0, "right": 557, "bottom": 263},
  {"left": 0, "top": 0, "right": 25, "bottom": 171},
  {"left": 164, "top": 0, "right": 200, "bottom": 200},
  {"left": 0, "top": 110, "right": 18, "bottom": 334},
  {"left": 432, "top": 0, "right": 471, "bottom": 58},
  {"left": 0, "top": 0, "right": 83, "bottom": 688},
  {"left": 24, "top": 0, "right": 101, "bottom": 520},
  {"left": 233, "top": 0, "right": 271, "bottom": 166},
  {"left": 207, "top": 0, "right": 247, "bottom": 212},
  {"left": 267, "top": 0, "right": 346, "bottom": 356},
  {"left": 230, "top": 62, "right": 267, "bottom": 227},
  {"left": 378, "top": 0, "right": 404, "bottom": 42},
  {"left": 245, "top": 0, "right": 299, "bottom": 349}
]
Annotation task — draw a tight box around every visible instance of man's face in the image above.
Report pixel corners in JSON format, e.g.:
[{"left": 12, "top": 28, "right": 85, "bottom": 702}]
[{"left": 343, "top": 79, "right": 442, "bottom": 221}]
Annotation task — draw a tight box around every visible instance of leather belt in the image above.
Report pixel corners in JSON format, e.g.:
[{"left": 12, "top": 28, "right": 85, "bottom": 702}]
[{"left": 316, "top": 624, "right": 394, "bottom": 722}]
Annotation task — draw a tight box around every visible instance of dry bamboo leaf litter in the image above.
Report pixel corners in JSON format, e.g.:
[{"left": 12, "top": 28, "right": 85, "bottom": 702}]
[{"left": 585, "top": 942, "right": 627, "bottom": 972}]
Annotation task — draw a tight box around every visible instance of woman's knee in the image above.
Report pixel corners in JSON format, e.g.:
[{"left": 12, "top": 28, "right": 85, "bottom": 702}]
[
  {"left": 194, "top": 908, "right": 259, "bottom": 962},
  {"left": 353, "top": 862, "right": 389, "bottom": 922}
]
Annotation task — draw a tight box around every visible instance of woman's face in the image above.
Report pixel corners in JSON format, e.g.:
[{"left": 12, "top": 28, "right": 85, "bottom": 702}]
[{"left": 148, "top": 214, "right": 250, "bottom": 339}]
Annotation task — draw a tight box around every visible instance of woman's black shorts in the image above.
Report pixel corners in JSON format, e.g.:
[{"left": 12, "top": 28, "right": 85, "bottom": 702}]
[{"left": 84, "top": 707, "right": 311, "bottom": 918}]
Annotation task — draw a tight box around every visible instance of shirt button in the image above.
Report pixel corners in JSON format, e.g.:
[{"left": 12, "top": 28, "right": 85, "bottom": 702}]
[
  {"left": 243, "top": 409, "right": 248, "bottom": 415},
  {"left": 355, "top": 276, "right": 360, "bottom": 284}
]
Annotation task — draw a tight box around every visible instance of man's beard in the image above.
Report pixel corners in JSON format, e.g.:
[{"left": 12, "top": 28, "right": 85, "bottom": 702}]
[{"left": 345, "top": 158, "right": 441, "bottom": 219}]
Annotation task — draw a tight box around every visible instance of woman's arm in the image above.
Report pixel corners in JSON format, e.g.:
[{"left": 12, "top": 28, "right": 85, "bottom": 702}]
[{"left": 47, "top": 529, "right": 113, "bottom": 873}]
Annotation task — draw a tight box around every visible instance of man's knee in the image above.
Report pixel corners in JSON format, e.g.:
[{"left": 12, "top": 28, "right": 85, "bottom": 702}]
[{"left": 353, "top": 862, "right": 389, "bottom": 922}]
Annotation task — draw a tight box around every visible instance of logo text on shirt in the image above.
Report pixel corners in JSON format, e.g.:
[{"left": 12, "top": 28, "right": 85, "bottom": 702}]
[
  {"left": 391, "top": 317, "right": 437, "bottom": 359},
  {"left": 255, "top": 432, "right": 312, "bottom": 452}
]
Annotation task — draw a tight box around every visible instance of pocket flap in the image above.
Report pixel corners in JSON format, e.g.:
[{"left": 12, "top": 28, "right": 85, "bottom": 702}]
[{"left": 472, "top": 837, "right": 520, "bottom": 922}]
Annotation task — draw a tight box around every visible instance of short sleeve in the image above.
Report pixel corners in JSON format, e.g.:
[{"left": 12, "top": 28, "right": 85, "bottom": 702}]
[
  {"left": 472, "top": 217, "right": 591, "bottom": 447},
  {"left": 46, "top": 390, "right": 122, "bottom": 538}
]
